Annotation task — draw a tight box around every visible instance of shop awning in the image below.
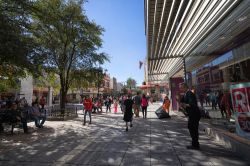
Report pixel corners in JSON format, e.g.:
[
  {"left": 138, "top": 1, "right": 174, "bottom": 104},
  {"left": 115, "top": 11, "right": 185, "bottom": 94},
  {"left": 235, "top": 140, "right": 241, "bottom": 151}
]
[{"left": 145, "top": 0, "right": 250, "bottom": 83}]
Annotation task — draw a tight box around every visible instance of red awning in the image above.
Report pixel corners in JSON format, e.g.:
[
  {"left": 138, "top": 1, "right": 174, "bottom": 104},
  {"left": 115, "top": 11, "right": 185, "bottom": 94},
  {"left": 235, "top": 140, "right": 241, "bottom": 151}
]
[{"left": 139, "top": 85, "right": 155, "bottom": 89}]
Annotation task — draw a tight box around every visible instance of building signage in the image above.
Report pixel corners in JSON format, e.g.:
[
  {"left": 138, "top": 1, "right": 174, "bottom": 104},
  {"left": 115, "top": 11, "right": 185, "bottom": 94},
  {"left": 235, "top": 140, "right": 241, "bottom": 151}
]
[{"left": 230, "top": 82, "right": 250, "bottom": 140}]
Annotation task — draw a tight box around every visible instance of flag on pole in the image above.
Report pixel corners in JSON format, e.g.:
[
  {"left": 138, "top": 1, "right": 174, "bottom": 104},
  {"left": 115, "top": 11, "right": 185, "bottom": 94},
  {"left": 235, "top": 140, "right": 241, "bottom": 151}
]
[{"left": 139, "top": 61, "right": 143, "bottom": 69}]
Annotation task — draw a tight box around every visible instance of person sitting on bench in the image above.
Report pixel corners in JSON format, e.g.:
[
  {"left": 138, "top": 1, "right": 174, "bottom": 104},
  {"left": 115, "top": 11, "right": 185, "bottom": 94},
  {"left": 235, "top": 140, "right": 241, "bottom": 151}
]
[
  {"left": 31, "top": 103, "right": 46, "bottom": 128},
  {"left": 9, "top": 102, "right": 28, "bottom": 133}
]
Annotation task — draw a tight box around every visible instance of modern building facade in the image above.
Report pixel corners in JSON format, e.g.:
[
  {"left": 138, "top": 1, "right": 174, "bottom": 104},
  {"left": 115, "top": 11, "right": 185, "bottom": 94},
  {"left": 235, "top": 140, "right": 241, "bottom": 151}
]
[{"left": 145, "top": 0, "right": 250, "bottom": 110}]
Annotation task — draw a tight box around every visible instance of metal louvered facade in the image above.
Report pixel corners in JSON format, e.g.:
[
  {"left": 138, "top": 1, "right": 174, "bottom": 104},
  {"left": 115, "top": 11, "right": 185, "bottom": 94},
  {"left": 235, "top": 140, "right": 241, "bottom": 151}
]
[{"left": 145, "top": 0, "right": 250, "bottom": 83}]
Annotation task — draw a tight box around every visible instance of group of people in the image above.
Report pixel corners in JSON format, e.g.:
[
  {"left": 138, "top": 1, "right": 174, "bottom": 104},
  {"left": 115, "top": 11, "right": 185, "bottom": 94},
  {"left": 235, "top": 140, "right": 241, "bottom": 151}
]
[
  {"left": 0, "top": 96, "right": 47, "bottom": 134},
  {"left": 82, "top": 88, "right": 201, "bottom": 150},
  {"left": 122, "top": 92, "right": 149, "bottom": 131},
  {"left": 81, "top": 93, "right": 150, "bottom": 131},
  {"left": 198, "top": 90, "right": 234, "bottom": 119}
]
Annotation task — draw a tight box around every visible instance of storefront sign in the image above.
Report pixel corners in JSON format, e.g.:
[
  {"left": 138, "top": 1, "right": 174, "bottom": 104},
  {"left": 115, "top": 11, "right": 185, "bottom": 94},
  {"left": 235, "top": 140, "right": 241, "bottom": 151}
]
[{"left": 230, "top": 82, "right": 250, "bottom": 140}]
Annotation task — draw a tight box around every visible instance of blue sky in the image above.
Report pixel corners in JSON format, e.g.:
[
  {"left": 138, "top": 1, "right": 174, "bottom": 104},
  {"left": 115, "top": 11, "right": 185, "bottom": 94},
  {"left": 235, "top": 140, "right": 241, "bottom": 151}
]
[{"left": 84, "top": 0, "right": 146, "bottom": 85}]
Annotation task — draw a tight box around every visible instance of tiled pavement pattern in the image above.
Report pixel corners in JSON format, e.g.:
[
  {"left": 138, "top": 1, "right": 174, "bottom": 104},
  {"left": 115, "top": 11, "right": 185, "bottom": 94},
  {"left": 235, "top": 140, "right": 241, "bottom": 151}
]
[{"left": 0, "top": 103, "right": 249, "bottom": 166}]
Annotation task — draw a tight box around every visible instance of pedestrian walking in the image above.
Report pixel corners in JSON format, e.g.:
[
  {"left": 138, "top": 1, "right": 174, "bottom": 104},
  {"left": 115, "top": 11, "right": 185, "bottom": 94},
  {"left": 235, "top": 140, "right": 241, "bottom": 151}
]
[
  {"left": 180, "top": 83, "right": 201, "bottom": 150},
  {"left": 123, "top": 94, "right": 134, "bottom": 131},
  {"left": 211, "top": 92, "right": 217, "bottom": 110},
  {"left": 120, "top": 96, "right": 126, "bottom": 114},
  {"left": 141, "top": 94, "right": 148, "bottom": 118},
  {"left": 113, "top": 99, "right": 118, "bottom": 113},
  {"left": 105, "top": 96, "right": 112, "bottom": 113},
  {"left": 83, "top": 96, "right": 92, "bottom": 125},
  {"left": 133, "top": 92, "right": 141, "bottom": 117}
]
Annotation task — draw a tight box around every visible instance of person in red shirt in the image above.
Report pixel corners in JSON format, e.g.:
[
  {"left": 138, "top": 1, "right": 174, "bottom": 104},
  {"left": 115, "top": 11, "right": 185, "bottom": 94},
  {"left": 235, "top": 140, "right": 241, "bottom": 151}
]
[{"left": 83, "top": 96, "right": 93, "bottom": 125}]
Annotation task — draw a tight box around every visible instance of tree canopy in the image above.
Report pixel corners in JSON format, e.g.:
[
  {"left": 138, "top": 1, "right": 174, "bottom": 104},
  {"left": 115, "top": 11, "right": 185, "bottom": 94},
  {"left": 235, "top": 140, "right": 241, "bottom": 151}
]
[
  {"left": 126, "top": 77, "right": 137, "bottom": 89},
  {"left": 0, "top": 0, "right": 45, "bottom": 73},
  {"left": 0, "top": 0, "right": 109, "bottom": 110},
  {"left": 0, "top": 0, "right": 44, "bottom": 91},
  {"left": 30, "top": 0, "right": 109, "bottom": 109}
]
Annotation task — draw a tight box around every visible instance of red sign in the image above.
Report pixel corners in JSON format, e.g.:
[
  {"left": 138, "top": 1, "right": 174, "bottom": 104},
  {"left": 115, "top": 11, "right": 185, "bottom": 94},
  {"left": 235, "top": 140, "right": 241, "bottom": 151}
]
[
  {"left": 230, "top": 83, "right": 250, "bottom": 139},
  {"left": 238, "top": 113, "right": 250, "bottom": 132},
  {"left": 231, "top": 87, "right": 250, "bottom": 112}
]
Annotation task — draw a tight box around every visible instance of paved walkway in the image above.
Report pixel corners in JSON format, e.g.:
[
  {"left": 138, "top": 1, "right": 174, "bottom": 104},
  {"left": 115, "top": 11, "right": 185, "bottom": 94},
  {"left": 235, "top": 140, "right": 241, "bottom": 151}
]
[{"left": 0, "top": 103, "right": 249, "bottom": 166}]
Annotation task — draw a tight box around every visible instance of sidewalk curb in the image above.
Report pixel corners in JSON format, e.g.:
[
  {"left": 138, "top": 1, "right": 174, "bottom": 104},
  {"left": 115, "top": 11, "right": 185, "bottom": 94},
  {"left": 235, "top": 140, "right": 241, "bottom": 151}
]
[{"left": 199, "top": 122, "right": 250, "bottom": 161}]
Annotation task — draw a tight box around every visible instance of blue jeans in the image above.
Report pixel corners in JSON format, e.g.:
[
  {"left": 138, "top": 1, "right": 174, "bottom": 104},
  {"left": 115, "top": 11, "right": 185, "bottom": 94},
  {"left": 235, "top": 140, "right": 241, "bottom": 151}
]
[
  {"left": 33, "top": 115, "right": 46, "bottom": 127},
  {"left": 33, "top": 116, "right": 41, "bottom": 127},
  {"left": 84, "top": 110, "right": 92, "bottom": 124}
]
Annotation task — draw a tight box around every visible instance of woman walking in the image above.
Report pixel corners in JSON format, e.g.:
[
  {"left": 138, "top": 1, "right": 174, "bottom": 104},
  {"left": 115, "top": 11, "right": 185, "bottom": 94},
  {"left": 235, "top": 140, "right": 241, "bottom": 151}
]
[
  {"left": 141, "top": 94, "right": 148, "bottom": 118},
  {"left": 113, "top": 98, "right": 118, "bottom": 113},
  {"left": 123, "top": 94, "right": 134, "bottom": 131}
]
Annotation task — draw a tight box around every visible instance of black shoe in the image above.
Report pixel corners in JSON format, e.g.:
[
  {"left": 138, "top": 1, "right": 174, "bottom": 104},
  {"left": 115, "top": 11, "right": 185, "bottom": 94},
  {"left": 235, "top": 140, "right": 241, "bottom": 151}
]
[
  {"left": 186, "top": 145, "right": 200, "bottom": 150},
  {"left": 83, "top": 123, "right": 86, "bottom": 126},
  {"left": 89, "top": 122, "right": 91, "bottom": 125},
  {"left": 126, "top": 127, "right": 128, "bottom": 131},
  {"left": 130, "top": 124, "right": 133, "bottom": 128}
]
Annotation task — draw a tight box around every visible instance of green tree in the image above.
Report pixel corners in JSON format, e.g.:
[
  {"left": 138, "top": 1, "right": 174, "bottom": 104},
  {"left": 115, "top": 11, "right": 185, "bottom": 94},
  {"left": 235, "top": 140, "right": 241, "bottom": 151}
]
[
  {"left": 35, "top": 71, "right": 61, "bottom": 96},
  {"left": 69, "top": 67, "right": 105, "bottom": 92},
  {"left": 121, "top": 87, "right": 128, "bottom": 95},
  {"left": 0, "top": 0, "right": 46, "bottom": 91},
  {"left": 31, "top": 0, "right": 109, "bottom": 110},
  {"left": 126, "top": 77, "right": 137, "bottom": 89},
  {"left": 0, "top": 0, "right": 43, "bottom": 90}
]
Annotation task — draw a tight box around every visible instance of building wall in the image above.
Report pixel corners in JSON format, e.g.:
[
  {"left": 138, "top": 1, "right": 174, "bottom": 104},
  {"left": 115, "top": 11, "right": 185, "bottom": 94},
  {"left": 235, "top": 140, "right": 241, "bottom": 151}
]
[
  {"left": 20, "top": 76, "right": 33, "bottom": 105},
  {"left": 170, "top": 77, "right": 184, "bottom": 111},
  {"left": 110, "top": 77, "right": 117, "bottom": 92},
  {"left": 117, "top": 82, "right": 123, "bottom": 92}
]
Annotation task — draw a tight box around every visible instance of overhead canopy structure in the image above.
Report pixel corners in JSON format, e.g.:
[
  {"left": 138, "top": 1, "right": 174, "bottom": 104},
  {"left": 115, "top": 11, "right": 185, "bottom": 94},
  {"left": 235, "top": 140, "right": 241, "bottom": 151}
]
[{"left": 145, "top": 0, "right": 250, "bottom": 83}]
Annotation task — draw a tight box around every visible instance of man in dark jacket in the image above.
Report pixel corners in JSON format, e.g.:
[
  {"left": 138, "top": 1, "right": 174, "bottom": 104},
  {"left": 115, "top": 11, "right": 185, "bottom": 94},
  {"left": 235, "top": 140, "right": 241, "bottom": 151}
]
[{"left": 181, "top": 83, "right": 201, "bottom": 150}]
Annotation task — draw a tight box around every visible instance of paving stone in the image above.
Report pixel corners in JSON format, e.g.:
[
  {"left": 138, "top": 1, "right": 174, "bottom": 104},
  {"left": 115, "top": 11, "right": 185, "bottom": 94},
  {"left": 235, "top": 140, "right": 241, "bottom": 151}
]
[
  {"left": 82, "top": 142, "right": 109, "bottom": 152},
  {"left": 120, "top": 153, "right": 150, "bottom": 166},
  {"left": 151, "top": 153, "right": 181, "bottom": 165},
  {"left": 150, "top": 144, "right": 175, "bottom": 153},
  {"left": 104, "top": 142, "right": 129, "bottom": 152},
  {"left": 127, "top": 144, "right": 150, "bottom": 153},
  {"left": 64, "top": 151, "right": 102, "bottom": 165},
  {"left": 94, "top": 152, "right": 124, "bottom": 165},
  {"left": 210, "top": 156, "right": 250, "bottom": 166},
  {"left": 0, "top": 103, "right": 249, "bottom": 166}
]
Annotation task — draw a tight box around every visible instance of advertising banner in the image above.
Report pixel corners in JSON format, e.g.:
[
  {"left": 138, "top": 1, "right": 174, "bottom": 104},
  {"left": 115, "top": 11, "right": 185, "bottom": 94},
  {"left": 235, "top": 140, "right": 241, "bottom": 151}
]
[{"left": 230, "top": 82, "right": 250, "bottom": 140}]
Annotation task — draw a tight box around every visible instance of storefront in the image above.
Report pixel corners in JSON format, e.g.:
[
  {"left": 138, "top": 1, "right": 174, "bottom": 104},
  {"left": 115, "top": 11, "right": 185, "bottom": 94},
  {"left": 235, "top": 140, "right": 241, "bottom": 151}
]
[
  {"left": 193, "top": 42, "right": 250, "bottom": 95},
  {"left": 139, "top": 83, "right": 169, "bottom": 101}
]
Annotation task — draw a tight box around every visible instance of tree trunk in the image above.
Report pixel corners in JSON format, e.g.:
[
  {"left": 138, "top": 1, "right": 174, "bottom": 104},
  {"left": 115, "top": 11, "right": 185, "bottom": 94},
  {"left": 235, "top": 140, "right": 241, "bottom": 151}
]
[
  {"left": 59, "top": 74, "right": 68, "bottom": 116},
  {"left": 60, "top": 87, "right": 67, "bottom": 115}
]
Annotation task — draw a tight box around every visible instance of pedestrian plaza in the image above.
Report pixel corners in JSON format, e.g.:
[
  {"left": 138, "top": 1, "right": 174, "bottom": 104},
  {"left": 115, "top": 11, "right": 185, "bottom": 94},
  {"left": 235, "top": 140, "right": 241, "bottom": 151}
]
[{"left": 0, "top": 103, "right": 249, "bottom": 166}]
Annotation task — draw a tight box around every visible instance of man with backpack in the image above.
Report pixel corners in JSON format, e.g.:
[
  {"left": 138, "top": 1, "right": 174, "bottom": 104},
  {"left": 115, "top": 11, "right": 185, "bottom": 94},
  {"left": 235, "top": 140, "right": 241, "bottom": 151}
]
[{"left": 133, "top": 92, "right": 141, "bottom": 117}]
